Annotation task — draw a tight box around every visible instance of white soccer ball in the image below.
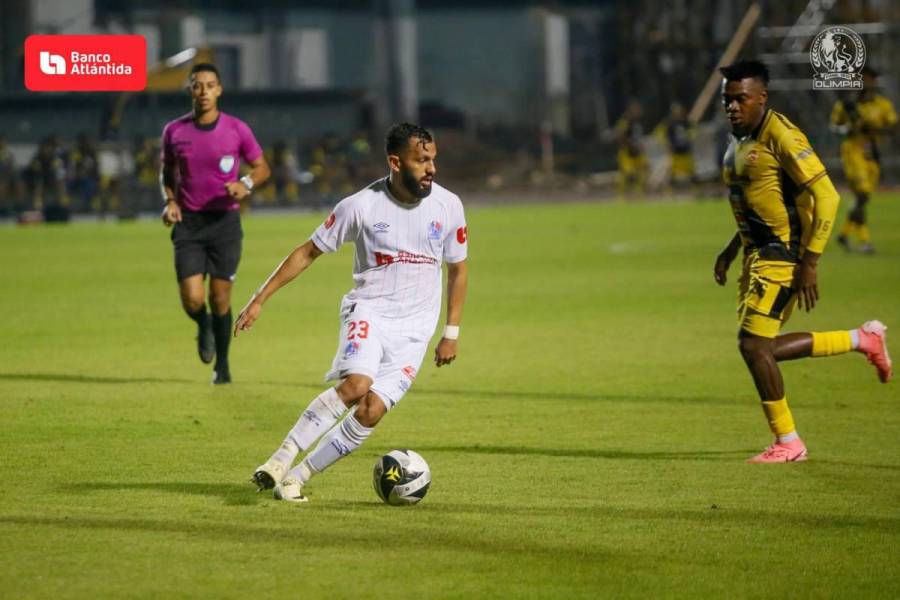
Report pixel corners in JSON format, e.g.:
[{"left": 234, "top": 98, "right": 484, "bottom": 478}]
[{"left": 373, "top": 449, "right": 431, "bottom": 505}]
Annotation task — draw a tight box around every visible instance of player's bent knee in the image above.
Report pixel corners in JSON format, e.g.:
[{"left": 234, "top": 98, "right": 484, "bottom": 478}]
[
  {"left": 209, "top": 297, "right": 231, "bottom": 315},
  {"left": 337, "top": 375, "right": 373, "bottom": 405},
  {"left": 738, "top": 334, "right": 772, "bottom": 362},
  {"left": 354, "top": 393, "right": 386, "bottom": 427},
  {"left": 208, "top": 290, "right": 231, "bottom": 311},
  {"left": 181, "top": 295, "right": 205, "bottom": 314}
]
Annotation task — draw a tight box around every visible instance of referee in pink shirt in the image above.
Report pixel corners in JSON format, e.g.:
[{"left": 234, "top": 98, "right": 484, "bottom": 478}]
[{"left": 160, "top": 63, "right": 270, "bottom": 384}]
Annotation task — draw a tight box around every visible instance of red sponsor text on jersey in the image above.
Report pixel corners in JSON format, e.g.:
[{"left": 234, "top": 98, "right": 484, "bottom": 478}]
[
  {"left": 375, "top": 251, "right": 438, "bottom": 266},
  {"left": 25, "top": 35, "right": 146, "bottom": 92}
]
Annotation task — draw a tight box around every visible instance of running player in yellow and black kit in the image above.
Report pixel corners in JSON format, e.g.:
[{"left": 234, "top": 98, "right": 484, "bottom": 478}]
[
  {"left": 712, "top": 61, "right": 892, "bottom": 463},
  {"left": 615, "top": 101, "right": 648, "bottom": 199},
  {"left": 831, "top": 67, "right": 897, "bottom": 253},
  {"left": 654, "top": 102, "right": 696, "bottom": 191}
]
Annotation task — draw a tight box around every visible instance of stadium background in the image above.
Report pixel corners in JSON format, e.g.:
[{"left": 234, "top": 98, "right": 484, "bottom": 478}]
[{"left": 0, "top": 0, "right": 897, "bottom": 217}]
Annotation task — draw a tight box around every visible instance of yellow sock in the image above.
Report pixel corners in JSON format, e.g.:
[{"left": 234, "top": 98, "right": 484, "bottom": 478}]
[
  {"left": 811, "top": 331, "right": 853, "bottom": 357},
  {"left": 857, "top": 224, "right": 870, "bottom": 243},
  {"left": 840, "top": 221, "right": 856, "bottom": 238},
  {"left": 761, "top": 397, "right": 796, "bottom": 437}
]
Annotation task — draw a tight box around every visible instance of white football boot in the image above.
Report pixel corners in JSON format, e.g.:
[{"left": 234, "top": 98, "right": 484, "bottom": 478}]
[
  {"left": 251, "top": 458, "right": 289, "bottom": 492},
  {"left": 274, "top": 476, "right": 309, "bottom": 503}
]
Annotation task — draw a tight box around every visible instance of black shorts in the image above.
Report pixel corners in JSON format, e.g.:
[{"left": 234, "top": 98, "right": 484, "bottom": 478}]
[{"left": 171, "top": 209, "right": 243, "bottom": 282}]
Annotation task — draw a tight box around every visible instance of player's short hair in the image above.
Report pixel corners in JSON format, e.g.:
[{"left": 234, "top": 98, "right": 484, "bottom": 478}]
[
  {"left": 719, "top": 60, "right": 769, "bottom": 87},
  {"left": 385, "top": 123, "right": 434, "bottom": 155},
  {"left": 190, "top": 63, "right": 220, "bottom": 81}
]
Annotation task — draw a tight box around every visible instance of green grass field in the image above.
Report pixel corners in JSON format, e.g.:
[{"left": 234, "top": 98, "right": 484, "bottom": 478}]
[{"left": 1, "top": 194, "right": 898, "bottom": 598}]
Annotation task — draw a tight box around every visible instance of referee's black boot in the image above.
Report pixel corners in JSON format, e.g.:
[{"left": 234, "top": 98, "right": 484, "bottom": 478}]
[
  {"left": 212, "top": 366, "right": 231, "bottom": 385},
  {"left": 197, "top": 313, "right": 215, "bottom": 364}
]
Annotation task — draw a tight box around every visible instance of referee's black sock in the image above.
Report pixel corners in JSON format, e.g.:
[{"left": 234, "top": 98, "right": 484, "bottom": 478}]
[
  {"left": 212, "top": 310, "right": 232, "bottom": 371},
  {"left": 187, "top": 306, "right": 207, "bottom": 325},
  {"left": 189, "top": 306, "right": 215, "bottom": 364}
]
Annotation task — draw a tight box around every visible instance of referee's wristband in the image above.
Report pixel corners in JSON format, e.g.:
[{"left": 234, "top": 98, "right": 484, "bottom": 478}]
[
  {"left": 443, "top": 325, "right": 460, "bottom": 340},
  {"left": 240, "top": 175, "right": 254, "bottom": 191}
]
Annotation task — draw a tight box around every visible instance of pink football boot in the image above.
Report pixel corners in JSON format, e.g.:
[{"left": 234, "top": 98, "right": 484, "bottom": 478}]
[
  {"left": 857, "top": 320, "right": 892, "bottom": 383},
  {"left": 747, "top": 439, "right": 808, "bottom": 463}
]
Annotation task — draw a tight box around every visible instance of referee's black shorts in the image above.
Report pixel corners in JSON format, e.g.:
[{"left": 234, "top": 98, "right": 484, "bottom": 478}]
[{"left": 171, "top": 209, "right": 243, "bottom": 282}]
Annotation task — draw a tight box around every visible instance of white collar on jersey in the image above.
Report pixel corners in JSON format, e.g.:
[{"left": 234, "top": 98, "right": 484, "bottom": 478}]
[{"left": 383, "top": 176, "right": 425, "bottom": 208}]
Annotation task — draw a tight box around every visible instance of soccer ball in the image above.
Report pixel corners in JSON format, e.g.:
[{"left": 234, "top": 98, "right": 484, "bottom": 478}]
[{"left": 373, "top": 449, "right": 431, "bottom": 505}]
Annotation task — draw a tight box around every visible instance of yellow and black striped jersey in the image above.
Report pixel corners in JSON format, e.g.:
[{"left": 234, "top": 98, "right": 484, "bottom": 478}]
[{"left": 722, "top": 109, "right": 828, "bottom": 261}]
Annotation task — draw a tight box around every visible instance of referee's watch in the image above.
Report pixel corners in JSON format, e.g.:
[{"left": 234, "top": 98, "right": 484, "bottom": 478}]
[{"left": 240, "top": 175, "right": 254, "bottom": 192}]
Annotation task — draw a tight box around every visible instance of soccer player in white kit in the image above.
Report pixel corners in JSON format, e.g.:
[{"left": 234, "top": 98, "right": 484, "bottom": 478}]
[{"left": 234, "top": 123, "right": 469, "bottom": 502}]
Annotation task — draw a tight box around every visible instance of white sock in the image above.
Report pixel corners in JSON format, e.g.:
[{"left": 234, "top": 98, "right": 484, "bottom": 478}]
[
  {"left": 287, "top": 387, "right": 346, "bottom": 450},
  {"left": 778, "top": 431, "right": 800, "bottom": 443},
  {"left": 286, "top": 457, "right": 316, "bottom": 486},
  {"left": 268, "top": 388, "right": 346, "bottom": 467},
  {"left": 304, "top": 412, "right": 373, "bottom": 475},
  {"left": 849, "top": 329, "right": 860, "bottom": 349},
  {"left": 269, "top": 439, "right": 300, "bottom": 468}
]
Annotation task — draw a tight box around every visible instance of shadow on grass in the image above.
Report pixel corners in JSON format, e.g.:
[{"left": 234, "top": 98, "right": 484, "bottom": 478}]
[
  {"left": 446, "top": 504, "right": 900, "bottom": 532},
  {"left": 313, "top": 501, "right": 900, "bottom": 532},
  {"left": 413, "top": 445, "right": 900, "bottom": 471},
  {"left": 0, "top": 372, "right": 194, "bottom": 385},
  {"left": 3, "top": 501, "right": 896, "bottom": 549},
  {"left": 0, "top": 372, "right": 736, "bottom": 407},
  {"left": 248, "top": 380, "right": 735, "bottom": 406},
  {"left": 415, "top": 444, "right": 756, "bottom": 461},
  {"left": 65, "top": 482, "right": 260, "bottom": 506},
  {"left": 812, "top": 459, "right": 900, "bottom": 472},
  {"left": 0, "top": 511, "right": 611, "bottom": 562}
]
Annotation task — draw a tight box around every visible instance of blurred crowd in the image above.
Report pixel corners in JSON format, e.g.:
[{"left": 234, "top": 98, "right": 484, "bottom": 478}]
[
  {"left": 0, "top": 109, "right": 798, "bottom": 221},
  {"left": 0, "top": 130, "right": 383, "bottom": 221}
]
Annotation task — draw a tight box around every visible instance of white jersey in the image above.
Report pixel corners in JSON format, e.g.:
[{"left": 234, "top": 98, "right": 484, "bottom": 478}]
[{"left": 311, "top": 177, "right": 468, "bottom": 341}]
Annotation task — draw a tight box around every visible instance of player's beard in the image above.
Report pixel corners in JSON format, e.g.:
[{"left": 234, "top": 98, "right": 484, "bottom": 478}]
[{"left": 401, "top": 169, "right": 432, "bottom": 199}]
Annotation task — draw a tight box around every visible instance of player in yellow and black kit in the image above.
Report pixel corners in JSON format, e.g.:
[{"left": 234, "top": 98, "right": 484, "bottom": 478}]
[
  {"left": 615, "top": 101, "right": 648, "bottom": 199},
  {"left": 831, "top": 67, "right": 897, "bottom": 253},
  {"left": 713, "top": 61, "right": 892, "bottom": 463},
  {"left": 654, "top": 102, "right": 696, "bottom": 191}
]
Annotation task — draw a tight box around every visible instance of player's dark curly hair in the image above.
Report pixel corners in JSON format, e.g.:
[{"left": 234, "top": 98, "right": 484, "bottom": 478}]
[
  {"left": 190, "top": 62, "right": 220, "bottom": 81},
  {"left": 719, "top": 60, "right": 769, "bottom": 87},
  {"left": 385, "top": 123, "right": 434, "bottom": 155}
]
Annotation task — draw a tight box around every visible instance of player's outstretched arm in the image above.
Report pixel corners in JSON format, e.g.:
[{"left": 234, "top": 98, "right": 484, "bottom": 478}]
[
  {"left": 714, "top": 232, "right": 741, "bottom": 286},
  {"left": 234, "top": 240, "right": 324, "bottom": 337},
  {"left": 435, "top": 259, "right": 468, "bottom": 367}
]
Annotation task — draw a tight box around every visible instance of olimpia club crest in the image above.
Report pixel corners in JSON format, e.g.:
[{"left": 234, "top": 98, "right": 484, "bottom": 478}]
[{"left": 810, "top": 26, "right": 866, "bottom": 90}]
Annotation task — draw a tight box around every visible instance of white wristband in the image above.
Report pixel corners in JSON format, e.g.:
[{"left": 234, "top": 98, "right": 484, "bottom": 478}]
[
  {"left": 240, "top": 175, "right": 254, "bottom": 191},
  {"left": 443, "top": 325, "right": 460, "bottom": 340}
]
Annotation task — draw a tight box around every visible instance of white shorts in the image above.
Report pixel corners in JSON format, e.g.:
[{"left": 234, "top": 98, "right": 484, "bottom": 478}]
[{"left": 325, "top": 300, "right": 428, "bottom": 410}]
